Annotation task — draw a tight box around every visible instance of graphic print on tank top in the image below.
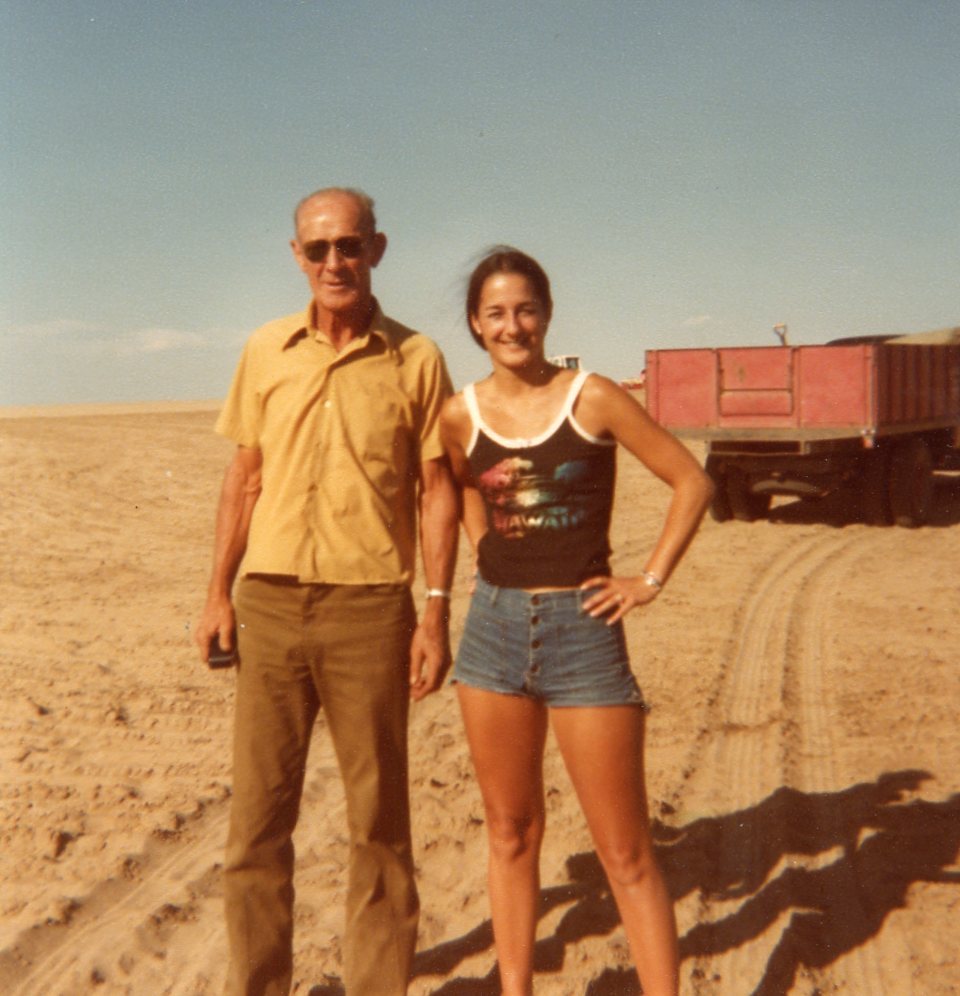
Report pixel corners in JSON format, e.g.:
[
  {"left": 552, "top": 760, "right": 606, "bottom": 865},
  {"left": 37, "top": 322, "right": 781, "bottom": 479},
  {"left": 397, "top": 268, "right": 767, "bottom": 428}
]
[
  {"left": 476, "top": 454, "right": 594, "bottom": 538},
  {"left": 465, "top": 371, "right": 616, "bottom": 588}
]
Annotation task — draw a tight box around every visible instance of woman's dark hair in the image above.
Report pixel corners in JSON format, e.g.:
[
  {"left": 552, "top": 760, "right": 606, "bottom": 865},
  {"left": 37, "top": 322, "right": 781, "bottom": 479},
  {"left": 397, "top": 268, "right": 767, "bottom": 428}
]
[{"left": 465, "top": 246, "right": 553, "bottom": 348}]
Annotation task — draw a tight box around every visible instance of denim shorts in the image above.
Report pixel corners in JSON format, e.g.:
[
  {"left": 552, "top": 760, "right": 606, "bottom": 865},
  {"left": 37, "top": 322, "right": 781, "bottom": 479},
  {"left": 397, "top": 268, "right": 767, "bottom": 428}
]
[{"left": 453, "top": 577, "right": 647, "bottom": 708}]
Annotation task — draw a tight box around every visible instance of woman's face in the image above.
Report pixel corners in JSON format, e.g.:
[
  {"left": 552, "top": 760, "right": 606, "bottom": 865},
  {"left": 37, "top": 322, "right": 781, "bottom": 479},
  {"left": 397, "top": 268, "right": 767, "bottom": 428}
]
[{"left": 470, "top": 272, "right": 549, "bottom": 368}]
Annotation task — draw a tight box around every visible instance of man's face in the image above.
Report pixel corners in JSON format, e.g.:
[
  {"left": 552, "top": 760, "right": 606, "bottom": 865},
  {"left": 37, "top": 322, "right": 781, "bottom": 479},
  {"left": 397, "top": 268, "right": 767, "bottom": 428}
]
[{"left": 291, "top": 192, "right": 386, "bottom": 325}]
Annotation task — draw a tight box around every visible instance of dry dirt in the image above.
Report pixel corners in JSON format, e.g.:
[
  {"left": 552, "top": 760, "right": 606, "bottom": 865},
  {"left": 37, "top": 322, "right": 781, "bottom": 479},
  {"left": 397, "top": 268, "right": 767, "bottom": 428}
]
[{"left": 1, "top": 406, "right": 957, "bottom": 995}]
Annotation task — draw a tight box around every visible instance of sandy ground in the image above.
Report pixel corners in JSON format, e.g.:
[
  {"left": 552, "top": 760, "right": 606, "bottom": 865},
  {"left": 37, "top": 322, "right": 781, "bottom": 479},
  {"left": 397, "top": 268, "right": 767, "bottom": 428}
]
[{"left": 1, "top": 404, "right": 958, "bottom": 995}]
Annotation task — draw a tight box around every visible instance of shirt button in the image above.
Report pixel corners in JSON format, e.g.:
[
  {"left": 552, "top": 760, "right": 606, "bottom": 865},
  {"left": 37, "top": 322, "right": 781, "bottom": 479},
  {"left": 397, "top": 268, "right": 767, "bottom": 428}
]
[
  {"left": 531, "top": 595, "right": 541, "bottom": 606},
  {"left": 323, "top": 400, "right": 332, "bottom": 409},
  {"left": 531, "top": 639, "right": 542, "bottom": 650},
  {"left": 531, "top": 615, "right": 540, "bottom": 625}
]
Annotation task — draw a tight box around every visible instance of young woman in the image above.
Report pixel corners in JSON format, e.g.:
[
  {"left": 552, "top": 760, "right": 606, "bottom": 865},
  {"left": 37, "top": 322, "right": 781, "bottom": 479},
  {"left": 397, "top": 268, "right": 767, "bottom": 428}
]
[{"left": 440, "top": 247, "right": 713, "bottom": 996}]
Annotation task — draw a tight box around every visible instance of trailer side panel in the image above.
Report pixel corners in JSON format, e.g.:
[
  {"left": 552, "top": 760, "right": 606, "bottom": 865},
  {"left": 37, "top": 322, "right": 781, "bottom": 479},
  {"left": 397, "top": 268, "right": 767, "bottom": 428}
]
[{"left": 646, "top": 343, "right": 960, "bottom": 438}]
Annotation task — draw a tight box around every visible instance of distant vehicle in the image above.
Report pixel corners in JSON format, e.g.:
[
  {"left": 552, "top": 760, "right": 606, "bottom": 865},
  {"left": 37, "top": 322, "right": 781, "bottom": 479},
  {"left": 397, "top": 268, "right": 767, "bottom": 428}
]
[
  {"left": 645, "top": 329, "right": 960, "bottom": 526},
  {"left": 549, "top": 354, "right": 580, "bottom": 370}
]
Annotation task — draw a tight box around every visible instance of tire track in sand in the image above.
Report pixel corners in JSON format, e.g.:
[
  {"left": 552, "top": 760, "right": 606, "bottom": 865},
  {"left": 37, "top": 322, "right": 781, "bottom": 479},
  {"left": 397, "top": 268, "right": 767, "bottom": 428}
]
[
  {"left": 779, "top": 534, "right": 914, "bottom": 996},
  {"left": 671, "top": 527, "right": 907, "bottom": 995},
  {"left": 0, "top": 797, "right": 231, "bottom": 996},
  {"left": 3, "top": 721, "right": 348, "bottom": 996}
]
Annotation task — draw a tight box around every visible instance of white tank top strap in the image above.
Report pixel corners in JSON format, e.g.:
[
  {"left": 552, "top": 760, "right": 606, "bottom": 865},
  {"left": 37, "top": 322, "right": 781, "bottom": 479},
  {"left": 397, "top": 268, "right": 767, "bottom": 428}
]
[
  {"left": 464, "top": 370, "right": 611, "bottom": 451},
  {"left": 560, "top": 369, "right": 592, "bottom": 419},
  {"left": 565, "top": 370, "right": 615, "bottom": 446},
  {"left": 462, "top": 382, "right": 483, "bottom": 454}
]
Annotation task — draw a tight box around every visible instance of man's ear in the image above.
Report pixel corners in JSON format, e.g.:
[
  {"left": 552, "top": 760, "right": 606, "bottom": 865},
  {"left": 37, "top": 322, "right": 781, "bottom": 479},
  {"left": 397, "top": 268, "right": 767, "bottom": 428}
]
[
  {"left": 290, "top": 238, "right": 308, "bottom": 272},
  {"left": 369, "top": 232, "right": 388, "bottom": 267}
]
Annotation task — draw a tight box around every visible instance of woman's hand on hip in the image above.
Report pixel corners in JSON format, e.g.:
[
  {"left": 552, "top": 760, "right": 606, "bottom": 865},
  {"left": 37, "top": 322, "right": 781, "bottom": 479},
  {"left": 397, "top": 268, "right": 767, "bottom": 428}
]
[{"left": 580, "top": 574, "right": 661, "bottom": 625}]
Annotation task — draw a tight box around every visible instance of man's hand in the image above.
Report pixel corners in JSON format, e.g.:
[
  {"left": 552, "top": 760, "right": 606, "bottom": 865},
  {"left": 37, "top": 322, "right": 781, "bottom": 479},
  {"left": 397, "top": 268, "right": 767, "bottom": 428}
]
[
  {"left": 193, "top": 445, "right": 261, "bottom": 666},
  {"left": 194, "top": 596, "right": 237, "bottom": 664},
  {"left": 408, "top": 601, "right": 451, "bottom": 701}
]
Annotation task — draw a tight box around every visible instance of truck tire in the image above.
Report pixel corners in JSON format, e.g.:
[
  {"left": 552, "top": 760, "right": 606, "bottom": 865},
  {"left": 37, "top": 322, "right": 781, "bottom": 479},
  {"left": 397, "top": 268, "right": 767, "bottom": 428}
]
[
  {"left": 705, "top": 455, "right": 732, "bottom": 522},
  {"left": 858, "top": 449, "right": 892, "bottom": 526},
  {"left": 888, "top": 437, "right": 934, "bottom": 527},
  {"left": 726, "top": 468, "right": 771, "bottom": 522}
]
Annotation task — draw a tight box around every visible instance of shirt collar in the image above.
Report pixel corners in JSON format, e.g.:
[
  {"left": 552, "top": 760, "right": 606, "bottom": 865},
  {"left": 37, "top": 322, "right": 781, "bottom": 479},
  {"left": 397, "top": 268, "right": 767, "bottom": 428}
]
[{"left": 281, "top": 299, "right": 396, "bottom": 359}]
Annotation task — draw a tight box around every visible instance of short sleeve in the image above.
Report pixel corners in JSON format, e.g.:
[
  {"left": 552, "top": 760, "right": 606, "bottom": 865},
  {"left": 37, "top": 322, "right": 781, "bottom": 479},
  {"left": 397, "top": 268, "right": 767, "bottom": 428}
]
[
  {"left": 416, "top": 345, "right": 454, "bottom": 463},
  {"left": 215, "top": 339, "right": 261, "bottom": 448}
]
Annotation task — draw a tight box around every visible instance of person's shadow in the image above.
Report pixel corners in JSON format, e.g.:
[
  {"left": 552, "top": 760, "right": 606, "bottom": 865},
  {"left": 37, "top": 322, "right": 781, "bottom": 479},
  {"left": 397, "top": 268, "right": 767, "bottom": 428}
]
[{"left": 305, "top": 770, "right": 957, "bottom": 995}]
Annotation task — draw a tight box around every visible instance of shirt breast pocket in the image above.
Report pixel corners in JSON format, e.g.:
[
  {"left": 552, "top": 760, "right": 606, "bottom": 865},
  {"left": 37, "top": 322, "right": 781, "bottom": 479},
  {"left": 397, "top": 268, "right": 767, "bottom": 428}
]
[{"left": 351, "top": 382, "right": 415, "bottom": 479}]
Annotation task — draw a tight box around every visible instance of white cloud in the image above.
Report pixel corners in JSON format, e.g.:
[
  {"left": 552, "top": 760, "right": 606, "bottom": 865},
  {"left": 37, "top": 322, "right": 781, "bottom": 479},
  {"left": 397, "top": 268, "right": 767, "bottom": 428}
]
[
  {"left": 682, "top": 314, "right": 713, "bottom": 328},
  {"left": 3, "top": 318, "right": 246, "bottom": 356},
  {"left": 125, "top": 328, "right": 207, "bottom": 354},
  {"left": 2, "top": 318, "right": 106, "bottom": 340}
]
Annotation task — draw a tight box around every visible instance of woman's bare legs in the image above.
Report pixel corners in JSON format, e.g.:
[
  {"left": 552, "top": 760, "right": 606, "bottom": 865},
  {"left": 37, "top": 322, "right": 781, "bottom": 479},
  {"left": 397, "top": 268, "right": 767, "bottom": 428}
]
[
  {"left": 550, "top": 705, "right": 679, "bottom": 996},
  {"left": 457, "top": 686, "right": 548, "bottom": 996}
]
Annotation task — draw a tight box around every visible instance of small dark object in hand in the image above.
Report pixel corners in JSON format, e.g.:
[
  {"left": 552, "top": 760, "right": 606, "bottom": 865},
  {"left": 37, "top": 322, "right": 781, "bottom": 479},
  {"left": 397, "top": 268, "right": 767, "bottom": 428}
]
[{"left": 208, "top": 635, "right": 238, "bottom": 669}]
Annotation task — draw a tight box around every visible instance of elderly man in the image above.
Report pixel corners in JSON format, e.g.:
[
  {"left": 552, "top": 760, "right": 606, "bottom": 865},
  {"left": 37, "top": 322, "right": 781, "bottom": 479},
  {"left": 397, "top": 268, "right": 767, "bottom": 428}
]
[{"left": 195, "top": 187, "right": 458, "bottom": 995}]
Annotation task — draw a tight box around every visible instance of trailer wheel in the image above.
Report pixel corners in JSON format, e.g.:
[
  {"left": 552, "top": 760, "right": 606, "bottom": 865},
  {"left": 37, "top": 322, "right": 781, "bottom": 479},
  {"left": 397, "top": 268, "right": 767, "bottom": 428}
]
[
  {"left": 705, "top": 456, "right": 732, "bottom": 522},
  {"left": 726, "top": 469, "right": 771, "bottom": 522},
  {"left": 888, "top": 438, "right": 934, "bottom": 527},
  {"left": 858, "top": 449, "right": 892, "bottom": 526}
]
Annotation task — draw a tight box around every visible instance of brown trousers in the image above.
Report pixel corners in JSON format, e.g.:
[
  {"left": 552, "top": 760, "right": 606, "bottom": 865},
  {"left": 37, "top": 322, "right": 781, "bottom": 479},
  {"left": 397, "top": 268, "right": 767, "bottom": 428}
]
[{"left": 223, "top": 577, "right": 419, "bottom": 996}]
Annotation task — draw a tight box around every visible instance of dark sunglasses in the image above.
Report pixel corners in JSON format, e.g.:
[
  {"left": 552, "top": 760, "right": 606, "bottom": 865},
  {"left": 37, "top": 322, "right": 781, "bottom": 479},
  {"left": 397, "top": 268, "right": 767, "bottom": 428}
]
[{"left": 301, "top": 237, "right": 366, "bottom": 263}]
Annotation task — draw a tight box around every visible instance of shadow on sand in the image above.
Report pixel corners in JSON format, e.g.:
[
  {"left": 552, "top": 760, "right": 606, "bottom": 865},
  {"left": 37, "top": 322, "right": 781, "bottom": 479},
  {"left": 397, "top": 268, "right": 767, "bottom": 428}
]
[{"left": 338, "top": 770, "right": 959, "bottom": 996}]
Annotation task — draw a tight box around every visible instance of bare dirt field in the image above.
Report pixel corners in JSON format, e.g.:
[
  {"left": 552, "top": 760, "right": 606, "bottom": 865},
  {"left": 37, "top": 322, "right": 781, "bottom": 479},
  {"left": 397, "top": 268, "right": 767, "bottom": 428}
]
[{"left": 1, "top": 406, "right": 957, "bottom": 995}]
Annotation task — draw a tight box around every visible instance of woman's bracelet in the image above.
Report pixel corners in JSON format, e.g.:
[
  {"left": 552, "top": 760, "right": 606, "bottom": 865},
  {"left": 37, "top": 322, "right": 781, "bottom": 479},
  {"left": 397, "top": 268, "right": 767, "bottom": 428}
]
[
  {"left": 425, "top": 588, "right": 452, "bottom": 600},
  {"left": 641, "top": 571, "right": 663, "bottom": 592}
]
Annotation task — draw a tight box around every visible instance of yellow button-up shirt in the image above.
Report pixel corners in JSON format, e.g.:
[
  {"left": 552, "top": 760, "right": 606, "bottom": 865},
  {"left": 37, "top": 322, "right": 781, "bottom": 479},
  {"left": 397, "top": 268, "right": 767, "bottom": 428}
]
[{"left": 216, "top": 302, "right": 452, "bottom": 585}]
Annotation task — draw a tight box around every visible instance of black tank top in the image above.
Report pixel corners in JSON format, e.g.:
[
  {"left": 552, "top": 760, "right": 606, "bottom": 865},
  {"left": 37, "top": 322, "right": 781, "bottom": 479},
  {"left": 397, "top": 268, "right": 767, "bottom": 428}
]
[{"left": 465, "top": 371, "right": 617, "bottom": 589}]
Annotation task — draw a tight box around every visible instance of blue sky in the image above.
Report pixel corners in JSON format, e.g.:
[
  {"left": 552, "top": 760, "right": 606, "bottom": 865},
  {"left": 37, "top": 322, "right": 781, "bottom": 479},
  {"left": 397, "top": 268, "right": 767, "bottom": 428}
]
[{"left": 3, "top": 1, "right": 958, "bottom": 405}]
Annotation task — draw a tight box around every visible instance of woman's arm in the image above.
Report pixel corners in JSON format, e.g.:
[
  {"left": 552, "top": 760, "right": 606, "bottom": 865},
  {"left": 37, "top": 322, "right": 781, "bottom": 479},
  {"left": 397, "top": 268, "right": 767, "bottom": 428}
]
[
  {"left": 577, "top": 375, "right": 714, "bottom": 622},
  {"left": 409, "top": 454, "right": 459, "bottom": 701},
  {"left": 459, "top": 484, "right": 488, "bottom": 552},
  {"left": 440, "top": 394, "right": 489, "bottom": 551}
]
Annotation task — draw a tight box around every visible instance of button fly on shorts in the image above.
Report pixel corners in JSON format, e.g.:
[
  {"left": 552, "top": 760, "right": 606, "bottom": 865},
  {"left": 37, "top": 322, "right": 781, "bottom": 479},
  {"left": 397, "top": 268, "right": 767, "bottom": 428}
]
[
  {"left": 525, "top": 601, "right": 544, "bottom": 688},
  {"left": 453, "top": 579, "right": 644, "bottom": 707}
]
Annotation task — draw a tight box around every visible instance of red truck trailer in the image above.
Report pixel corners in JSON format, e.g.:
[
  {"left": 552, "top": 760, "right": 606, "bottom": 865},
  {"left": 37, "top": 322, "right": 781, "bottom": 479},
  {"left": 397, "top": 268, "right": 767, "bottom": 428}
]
[{"left": 645, "top": 331, "right": 960, "bottom": 526}]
